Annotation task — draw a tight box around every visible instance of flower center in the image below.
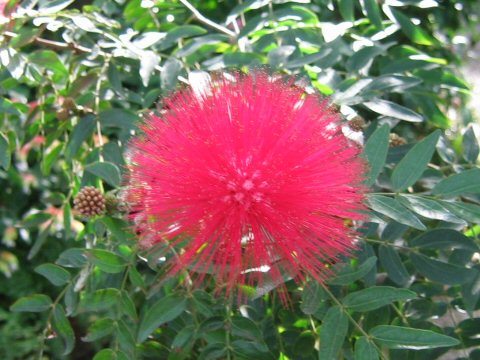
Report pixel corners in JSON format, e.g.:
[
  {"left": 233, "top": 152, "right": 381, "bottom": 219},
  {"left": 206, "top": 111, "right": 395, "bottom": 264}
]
[{"left": 222, "top": 172, "right": 267, "bottom": 208}]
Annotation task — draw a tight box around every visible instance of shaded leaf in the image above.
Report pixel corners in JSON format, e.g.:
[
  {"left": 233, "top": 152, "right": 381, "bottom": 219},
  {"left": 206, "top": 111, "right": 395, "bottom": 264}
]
[
  {"left": 137, "top": 294, "right": 187, "bottom": 342},
  {"left": 410, "top": 229, "right": 478, "bottom": 252},
  {"left": 10, "top": 294, "right": 52, "bottom": 312},
  {"left": 370, "top": 325, "right": 460, "bottom": 349},
  {"left": 52, "top": 305, "right": 75, "bottom": 355},
  {"left": 329, "top": 256, "right": 377, "bottom": 285},
  {"left": 363, "top": 124, "right": 390, "bottom": 186},
  {"left": 35, "top": 263, "right": 71, "bottom": 286},
  {"left": 410, "top": 253, "right": 477, "bottom": 285},
  {"left": 391, "top": 130, "right": 440, "bottom": 190},
  {"left": 367, "top": 195, "right": 426, "bottom": 230},
  {"left": 85, "top": 161, "right": 121, "bottom": 187},
  {"left": 355, "top": 336, "right": 379, "bottom": 360},
  {"left": 432, "top": 168, "right": 480, "bottom": 196},
  {"left": 379, "top": 245, "right": 411, "bottom": 286},
  {"left": 343, "top": 286, "right": 416, "bottom": 312},
  {"left": 319, "top": 306, "right": 348, "bottom": 359}
]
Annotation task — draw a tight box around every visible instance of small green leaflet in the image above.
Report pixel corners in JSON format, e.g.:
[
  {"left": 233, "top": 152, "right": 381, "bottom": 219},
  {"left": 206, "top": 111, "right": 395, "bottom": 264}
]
[
  {"left": 319, "top": 306, "right": 348, "bottom": 360},
  {"left": 391, "top": 130, "right": 440, "bottom": 191}
]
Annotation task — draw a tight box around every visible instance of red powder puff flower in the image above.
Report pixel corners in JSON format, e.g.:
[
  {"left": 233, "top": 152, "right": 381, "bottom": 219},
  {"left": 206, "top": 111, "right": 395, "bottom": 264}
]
[{"left": 126, "top": 71, "right": 366, "bottom": 298}]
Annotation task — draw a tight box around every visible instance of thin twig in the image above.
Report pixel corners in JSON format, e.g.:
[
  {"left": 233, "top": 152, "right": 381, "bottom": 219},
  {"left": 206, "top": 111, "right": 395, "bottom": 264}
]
[{"left": 178, "top": 0, "right": 236, "bottom": 37}]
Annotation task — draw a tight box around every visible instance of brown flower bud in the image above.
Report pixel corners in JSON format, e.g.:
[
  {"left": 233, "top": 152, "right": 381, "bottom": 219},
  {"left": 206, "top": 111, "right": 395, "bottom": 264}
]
[
  {"left": 348, "top": 116, "right": 366, "bottom": 131},
  {"left": 389, "top": 133, "right": 407, "bottom": 147},
  {"left": 56, "top": 108, "right": 69, "bottom": 121},
  {"left": 62, "top": 97, "right": 76, "bottom": 111},
  {"left": 73, "top": 186, "right": 106, "bottom": 217}
]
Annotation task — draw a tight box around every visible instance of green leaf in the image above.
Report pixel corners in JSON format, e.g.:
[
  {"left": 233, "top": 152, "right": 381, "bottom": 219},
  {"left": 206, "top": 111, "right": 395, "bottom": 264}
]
[
  {"left": 0, "top": 131, "right": 11, "bottom": 170},
  {"left": 56, "top": 248, "right": 87, "bottom": 268},
  {"left": 100, "top": 109, "right": 138, "bottom": 131},
  {"left": 301, "top": 281, "right": 326, "bottom": 315},
  {"left": 370, "top": 325, "right": 460, "bottom": 349},
  {"left": 159, "top": 25, "right": 208, "bottom": 50},
  {"left": 463, "top": 127, "right": 479, "bottom": 163},
  {"left": 398, "top": 195, "right": 465, "bottom": 224},
  {"left": 38, "top": 0, "right": 75, "bottom": 14},
  {"left": 285, "top": 48, "right": 332, "bottom": 69},
  {"left": 410, "top": 229, "right": 478, "bottom": 252},
  {"left": 410, "top": 253, "right": 477, "bottom": 285},
  {"left": 268, "top": 45, "right": 295, "bottom": 68},
  {"left": 66, "top": 115, "right": 96, "bottom": 159},
  {"left": 379, "top": 246, "right": 410, "bottom": 286},
  {"left": 360, "top": 0, "right": 383, "bottom": 28},
  {"left": 35, "top": 263, "right": 71, "bottom": 286},
  {"left": 92, "top": 349, "right": 129, "bottom": 360},
  {"left": 432, "top": 168, "right": 480, "bottom": 196},
  {"left": 363, "top": 124, "right": 390, "bottom": 186},
  {"left": 442, "top": 201, "right": 480, "bottom": 224},
  {"left": 329, "top": 256, "right": 377, "bottom": 285},
  {"left": 137, "top": 294, "right": 187, "bottom": 342},
  {"left": 363, "top": 75, "right": 421, "bottom": 93},
  {"left": 161, "top": 58, "right": 182, "bottom": 91},
  {"left": 346, "top": 46, "right": 387, "bottom": 72},
  {"left": 10, "top": 294, "right": 52, "bottom": 312},
  {"left": 355, "top": 336, "right": 379, "bottom": 360},
  {"left": 391, "top": 130, "right": 440, "bottom": 190},
  {"left": 389, "top": 8, "right": 435, "bottom": 46},
  {"left": 85, "top": 161, "right": 121, "bottom": 187},
  {"left": 82, "top": 318, "right": 115, "bottom": 342},
  {"left": 78, "top": 288, "right": 120, "bottom": 312},
  {"left": 343, "top": 286, "right": 416, "bottom": 312},
  {"left": 87, "top": 249, "right": 128, "bottom": 274},
  {"left": 364, "top": 100, "right": 423, "bottom": 122},
  {"left": 52, "top": 305, "right": 75, "bottom": 355},
  {"left": 338, "top": 0, "right": 354, "bottom": 22},
  {"left": 367, "top": 195, "right": 426, "bottom": 230},
  {"left": 319, "top": 306, "right": 348, "bottom": 360}
]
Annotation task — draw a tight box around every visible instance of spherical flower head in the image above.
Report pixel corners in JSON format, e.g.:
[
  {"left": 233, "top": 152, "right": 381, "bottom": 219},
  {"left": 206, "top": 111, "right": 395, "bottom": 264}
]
[{"left": 126, "top": 71, "right": 367, "bottom": 298}]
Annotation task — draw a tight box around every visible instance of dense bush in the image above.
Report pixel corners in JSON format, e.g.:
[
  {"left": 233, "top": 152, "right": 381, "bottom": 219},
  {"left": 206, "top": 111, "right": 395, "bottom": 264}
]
[{"left": 1, "top": 0, "right": 480, "bottom": 359}]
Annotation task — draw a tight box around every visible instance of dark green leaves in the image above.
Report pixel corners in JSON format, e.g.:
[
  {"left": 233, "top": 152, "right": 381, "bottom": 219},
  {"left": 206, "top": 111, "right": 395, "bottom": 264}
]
[
  {"left": 343, "top": 286, "right": 416, "bottom": 312},
  {"left": 78, "top": 288, "right": 120, "bottom": 312},
  {"left": 319, "top": 306, "right": 348, "bottom": 359},
  {"left": 137, "top": 294, "right": 187, "bottom": 342},
  {"left": 389, "top": 8, "right": 435, "bottom": 46},
  {"left": 85, "top": 162, "right": 121, "bottom": 187},
  {"left": 329, "top": 256, "right": 377, "bottom": 285},
  {"left": 363, "top": 124, "right": 390, "bottom": 186},
  {"left": 391, "top": 130, "right": 440, "bottom": 191},
  {"left": 10, "top": 294, "right": 52, "bottom": 312},
  {"left": 355, "top": 337, "right": 379, "bottom": 360},
  {"left": 52, "top": 305, "right": 75, "bottom": 355},
  {"left": 368, "top": 195, "right": 426, "bottom": 230},
  {"left": 410, "top": 253, "right": 477, "bottom": 285},
  {"left": 0, "top": 131, "right": 10, "bottom": 170},
  {"left": 364, "top": 100, "right": 423, "bottom": 122},
  {"left": 410, "top": 229, "right": 479, "bottom": 252},
  {"left": 432, "top": 168, "right": 480, "bottom": 196},
  {"left": 87, "top": 249, "right": 128, "bottom": 273},
  {"left": 370, "top": 325, "right": 459, "bottom": 349},
  {"left": 35, "top": 263, "right": 71, "bottom": 286}
]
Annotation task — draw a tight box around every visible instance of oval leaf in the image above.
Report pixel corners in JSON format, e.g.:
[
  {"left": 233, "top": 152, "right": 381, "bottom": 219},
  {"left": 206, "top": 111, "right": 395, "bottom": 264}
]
[
  {"left": 35, "top": 263, "right": 71, "bottom": 286},
  {"left": 343, "top": 286, "right": 416, "bottom": 312},
  {"left": 391, "top": 130, "right": 440, "bottom": 191},
  {"left": 329, "top": 256, "right": 377, "bottom": 285},
  {"left": 410, "top": 253, "right": 477, "bottom": 285},
  {"left": 368, "top": 195, "right": 426, "bottom": 230},
  {"left": 319, "top": 306, "right": 348, "bottom": 360},
  {"left": 370, "top": 325, "right": 460, "bottom": 349},
  {"left": 410, "top": 229, "right": 478, "bottom": 252},
  {"left": 10, "top": 294, "right": 52, "bottom": 312},
  {"left": 85, "top": 161, "right": 121, "bottom": 187},
  {"left": 137, "top": 294, "right": 187, "bottom": 342},
  {"left": 432, "top": 168, "right": 480, "bottom": 197},
  {"left": 363, "top": 124, "right": 390, "bottom": 186},
  {"left": 355, "top": 336, "right": 379, "bottom": 360}
]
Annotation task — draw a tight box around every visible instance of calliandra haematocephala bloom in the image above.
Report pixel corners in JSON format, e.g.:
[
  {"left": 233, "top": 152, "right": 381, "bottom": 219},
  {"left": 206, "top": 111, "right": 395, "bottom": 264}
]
[{"left": 126, "top": 71, "right": 367, "bottom": 298}]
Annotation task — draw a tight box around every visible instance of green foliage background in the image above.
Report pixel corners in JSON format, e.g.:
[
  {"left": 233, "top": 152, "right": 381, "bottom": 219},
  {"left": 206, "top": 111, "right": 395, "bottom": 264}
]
[{"left": 1, "top": 0, "right": 480, "bottom": 359}]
